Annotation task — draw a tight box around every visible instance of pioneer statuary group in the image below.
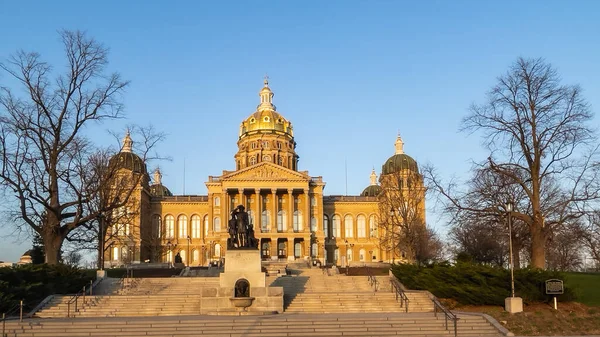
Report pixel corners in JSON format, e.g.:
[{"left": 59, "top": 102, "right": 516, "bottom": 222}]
[{"left": 228, "top": 205, "right": 258, "bottom": 249}]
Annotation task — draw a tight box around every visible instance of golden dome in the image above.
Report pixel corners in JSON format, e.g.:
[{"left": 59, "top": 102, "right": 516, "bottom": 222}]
[{"left": 239, "top": 79, "right": 293, "bottom": 138}]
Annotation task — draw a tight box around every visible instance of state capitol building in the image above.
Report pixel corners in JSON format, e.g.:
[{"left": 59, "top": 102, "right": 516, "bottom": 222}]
[{"left": 104, "top": 79, "right": 424, "bottom": 268}]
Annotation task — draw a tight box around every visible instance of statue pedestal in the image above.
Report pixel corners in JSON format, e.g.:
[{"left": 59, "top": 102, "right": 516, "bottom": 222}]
[{"left": 220, "top": 249, "right": 265, "bottom": 288}]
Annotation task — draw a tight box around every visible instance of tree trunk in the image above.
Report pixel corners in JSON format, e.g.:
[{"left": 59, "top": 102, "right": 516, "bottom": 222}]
[
  {"left": 530, "top": 225, "right": 546, "bottom": 269},
  {"left": 43, "top": 233, "right": 64, "bottom": 265}
]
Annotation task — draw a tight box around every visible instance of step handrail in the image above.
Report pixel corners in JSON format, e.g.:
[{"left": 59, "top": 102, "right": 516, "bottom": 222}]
[
  {"left": 431, "top": 296, "right": 459, "bottom": 337},
  {"left": 366, "top": 267, "right": 379, "bottom": 292},
  {"left": 389, "top": 278, "right": 409, "bottom": 312},
  {"left": 66, "top": 280, "right": 93, "bottom": 318}
]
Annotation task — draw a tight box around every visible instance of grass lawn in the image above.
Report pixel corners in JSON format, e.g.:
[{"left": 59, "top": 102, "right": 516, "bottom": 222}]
[{"left": 565, "top": 272, "right": 600, "bottom": 307}]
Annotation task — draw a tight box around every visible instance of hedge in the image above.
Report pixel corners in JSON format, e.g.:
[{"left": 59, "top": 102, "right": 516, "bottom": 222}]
[
  {"left": 391, "top": 262, "right": 576, "bottom": 306},
  {"left": 0, "top": 264, "right": 94, "bottom": 314}
]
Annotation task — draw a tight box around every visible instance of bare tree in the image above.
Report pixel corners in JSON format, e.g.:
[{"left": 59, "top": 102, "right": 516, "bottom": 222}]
[
  {"left": 0, "top": 30, "right": 163, "bottom": 264},
  {"left": 546, "top": 222, "right": 583, "bottom": 271},
  {"left": 427, "top": 57, "right": 599, "bottom": 269},
  {"left": 377, "top": 168, "right": 432, "bottom": 263},
  {"left": 430, "top": 165, "right": 530, "bottom": 268}
]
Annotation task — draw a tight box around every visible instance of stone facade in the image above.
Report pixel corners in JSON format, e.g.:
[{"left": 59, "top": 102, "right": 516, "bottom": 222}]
[{"left": 104, "top": 79, "right": 425, "bottom": 268}]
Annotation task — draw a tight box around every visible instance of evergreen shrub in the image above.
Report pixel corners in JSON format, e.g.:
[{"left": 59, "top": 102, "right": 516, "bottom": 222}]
[
  {"left": 391, "top": 262, "right": 576, "bottom": 306},
  {"left": 0, "top": 264, "right": 94, "bottom": 314}
]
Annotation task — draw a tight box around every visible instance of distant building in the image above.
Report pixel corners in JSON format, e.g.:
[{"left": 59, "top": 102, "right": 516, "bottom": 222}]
[
  {"left": 103, "top": 79, "right": 425, "bottom": 268},
  {"left": 17, "top": 250, "right": 33, "bottom": 265},
  {"left": 0, "top": 261, "right": 15, "bottom": 267}
]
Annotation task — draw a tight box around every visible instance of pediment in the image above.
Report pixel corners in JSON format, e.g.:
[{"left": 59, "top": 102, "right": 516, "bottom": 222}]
[{"left": 222, "top": 162, "right": 308, "bottom": 182}]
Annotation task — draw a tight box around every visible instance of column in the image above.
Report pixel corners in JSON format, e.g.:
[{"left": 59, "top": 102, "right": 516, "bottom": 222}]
[
  {"left": 304, "top": 188, "right": 310, "bottom": 233},
  {"left": 287, "top": 237, "right": 294, "bottom": 260},
  {"left": 238, "top": 188, "right": 245, "bottom": 209},
  {"left": 222, "top": 189, "right": 228, "bottom": 234},
  {"left": 287, "top": 189, "right": 294, "bottom": 232},
  {"left": 271, "top": 189, "right": 277, "bottom": 233},
  {"left": 271, "top": 237, "right": 278, "bottom": 259},
  {"left": 208, "top": 194, "right": 214, "bottom": 236},
  {"left": 254, "top": 189, "right": 261, "bottom": 233}
]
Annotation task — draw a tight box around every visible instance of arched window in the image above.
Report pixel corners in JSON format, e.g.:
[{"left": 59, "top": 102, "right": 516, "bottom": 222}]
[
  {"left": 294, "top": 242, "right": 301, "bottom": 258},
  {"left": 112, "top": 246, "right": 119, "bottom": 261},
  {"left": 334, "top": 249, "right": 339, "bottom": 264},
  {"left": 347, "top": 247, "right": 353, "bottom": 262},
  {"left": 310, "top": 217, "right": 317, "bottom": 232},
  {"left": 249, "top": 156, "right": 256, "bottom": 165},
  {"left": 153, "top": 215, "right": 161, "bottom": 238},
  {"left": 293, "top": 211, "right": 302, "bottom": 231},
  {"left": 248, "top": 210, "right": 255, "bottom": 226},
  {"left": 121, "top": 247, "right": 128, "bottom": 260},
  {"left": 191, "top": 215, "right": 201, "bottom": 238},
  {"left": 214, "top": 196, "right": 221, "bottom": 207},
  {"left": 277, "top": 210, "right": 286, "bottom": 231},
  {"left": 344, "top": 215, "right": 353, "bottom": 238},
  {"left": 323, "top": 215, "right": 329, "bottom": 237},
  {"left": 357, "top": 215, "right": 366, "bottom": 238},
  {"left": 178, "top": 215, "right": 188, "bottom": 238},
  {"left": 166, "top": 250, "right": 173, "bottom": 263},
  {"left": 179, "top": 250, "right": 186, "bottom": 263},
  {"left": 213, "top": 217, "right": 221, "bottom": 232},
  {"left": 332, "top": 215, "right": 341, "bottom": 237},
  {"left": 165, "top": 215, "right": 174, "bottom": 239},
  {"left": 203, "top": 215, "right": 209, "bottom": 236},
  {"left": 359, "top": 249, "right": 366, "bottom": 262},
  {"left": 214, "top": 243, "right": 221, "bottom": 258},
  {"left": 261, "top": 210, "right": 270, "bottom": 232},
  {"left": 369, "top": 215, "right": 378, "bottom": 237},
  {"left": 311, "top": 243, "right": 318, "bottom": 257}
]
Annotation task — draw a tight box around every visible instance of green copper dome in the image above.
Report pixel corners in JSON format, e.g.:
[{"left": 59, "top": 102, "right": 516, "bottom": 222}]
[
  {"left": 360, "top": 185, "right": 382, "bottom": 197},
  {"left": 381, "top": 154, "right": 419, "bottom": 175}
]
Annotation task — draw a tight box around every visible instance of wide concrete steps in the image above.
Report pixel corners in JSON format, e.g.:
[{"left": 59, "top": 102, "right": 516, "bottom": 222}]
[{"left": 3, "top": 313, "right": 502, "bottom": 337}]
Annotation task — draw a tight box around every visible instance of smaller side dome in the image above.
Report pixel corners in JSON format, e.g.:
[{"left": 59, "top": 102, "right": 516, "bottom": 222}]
[
  {"left": 361, "top": 169, "right": 382, "bottom": 196},
  {"left": 150, "top": 168, "right": 172, "bottom": 197},
  {"left": 361, "top": 185, "right": 382, "bottom": 197}
]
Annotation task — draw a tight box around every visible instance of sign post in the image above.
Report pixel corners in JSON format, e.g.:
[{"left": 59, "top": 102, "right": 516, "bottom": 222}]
[{"left": 545, "top": 279, "right": 564, "bottom": 310}]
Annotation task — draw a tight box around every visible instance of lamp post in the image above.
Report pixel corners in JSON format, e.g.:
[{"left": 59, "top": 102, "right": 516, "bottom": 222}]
[
  {"left": 504, "top": 201, "right": 522, "bottom": 313},
  {"left": 389, "top": 208, "right": 396, "bottom": 264},
  {"left": 166, "top": 240, "right": 172, "bottom": 267},
  {"left": 506, "top": 201, "right": 515, "bottom": 298},
  {"left": 98, "top": 213, "right": 105, "bottom": 271},
  {"left": 187, "top": 235, "right": 191, "bottom": 267}
]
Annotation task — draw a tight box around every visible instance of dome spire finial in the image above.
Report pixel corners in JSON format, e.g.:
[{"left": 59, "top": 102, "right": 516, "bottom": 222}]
[
  {"left": 370, "top": 168, "right": 378, "bottom": 186},
  {"left": 395, "top": 132, "right": 404, "bottom": 155},
  {"left": 122, "top": 130, "right": 133, "bottom": 153},
  {"left": 264, "top": 74, "right": 269, "bottom": 86}
]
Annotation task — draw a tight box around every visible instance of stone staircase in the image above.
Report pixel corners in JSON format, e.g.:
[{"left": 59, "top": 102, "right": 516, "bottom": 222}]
[
  {"left": 268, "top": 268, "right": 434, "bottom": 313},
  {"left": 26, "top": 267, "right": 505, "bottom": 336},
  {"left": 34, "top": 278, "right": 221, "bottom": 318},
  {"left": 4, "top": 312, "right": 502, "bottom": 336}
]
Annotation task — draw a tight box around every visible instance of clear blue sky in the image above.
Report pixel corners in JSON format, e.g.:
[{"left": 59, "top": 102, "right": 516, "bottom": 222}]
[{"left": 1, "top": 0, "right": 599, "bottom": 263}]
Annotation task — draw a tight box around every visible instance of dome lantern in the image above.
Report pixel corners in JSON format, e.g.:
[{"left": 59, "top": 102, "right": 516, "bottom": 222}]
[
  {"left": 122, "top": 130, "right": 133, "bottom": 153},
  {"left": 394, "top": 132, "right": 404, "bottom": 155},
  {"left": 258, "top": 75, "right": 275, "bottom": 111},
  {"left": 153, "top": 168, "right": 162, "bottom": 185},
  {"left": 370, "top": 168, "right": 377, "bottom": 185}
]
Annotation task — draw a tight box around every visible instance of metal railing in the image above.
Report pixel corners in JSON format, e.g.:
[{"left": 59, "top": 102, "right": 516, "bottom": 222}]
[
  {"left": 67, "top": 280, "right": 94, "bottom": 318},
  {"left": 366, "top": 267, "right": 379, "bottom": 292},
  {"left": 432, "top": 297, "right": 459, "bottom": 337},
  {"left": 389, "top": 279, "right": 409, "bottom": 313},
  {"left": 2, "top": 300, "right": 25, "bottom": 337}
]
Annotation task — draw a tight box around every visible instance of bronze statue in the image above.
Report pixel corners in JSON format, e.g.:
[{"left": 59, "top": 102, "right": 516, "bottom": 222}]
[
  {"left": 225, "top": 205, "right": 258, "bottom": 249},
  {"left": 227, "top": 210, "right": 238, "bottom": 249}
]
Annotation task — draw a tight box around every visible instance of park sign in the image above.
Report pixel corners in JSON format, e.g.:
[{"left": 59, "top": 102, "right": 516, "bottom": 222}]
[{"left": 545, "top": 279, "right": 564, "bottom": 295}]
